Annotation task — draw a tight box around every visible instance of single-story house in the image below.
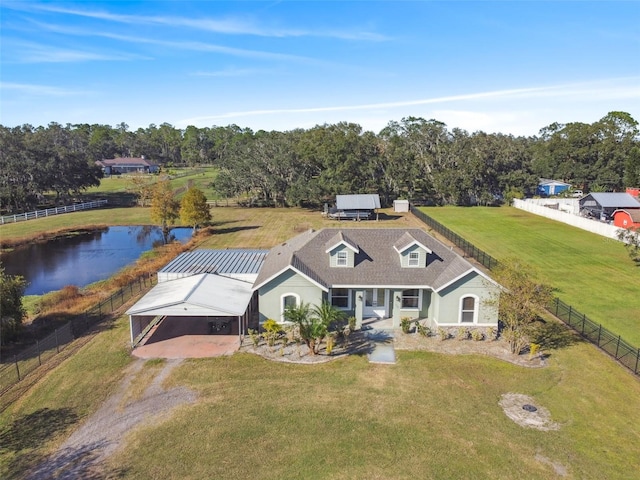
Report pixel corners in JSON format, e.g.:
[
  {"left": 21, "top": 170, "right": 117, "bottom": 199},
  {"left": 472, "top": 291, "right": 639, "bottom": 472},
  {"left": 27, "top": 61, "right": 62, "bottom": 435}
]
[
  {"left": 96, "top": 157, "right": 160, "bottom": 175},
  {"left": 126, "top": 249, "right": 268, "bottom": 346},
  {"left": 612, "top": 209, "right": 640, "bottom": 229},
  {"left": 579, "top": 193, "right": 640, "bottom": 221},
  {"left": 537, "top": 179, "right": 571, "bottom": 197},
  {"left": 328, "top": 194, "right": 381, "bottom": 220},
  {"left": 252, "top": 228, "right": 499, "bottom": 330}
]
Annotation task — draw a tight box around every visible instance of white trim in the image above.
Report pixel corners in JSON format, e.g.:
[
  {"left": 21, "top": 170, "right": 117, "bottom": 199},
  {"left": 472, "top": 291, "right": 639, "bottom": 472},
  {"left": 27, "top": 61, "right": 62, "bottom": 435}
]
[
  {"left": 435, "top": 268, "right": 499, "bottom": 293},
  {"left": 336, "top": 250, "right": 348, "bottom": 267},
  {"left": 253, "top": 266, "right": 329, "bottom": 292},
  {"left": 332, "top": 284, "right": 432, "bottom": 289},
  {"left": 329, "top": 288, "right": 351, "bottom": 310},
  {"left": 325, "top": 240, "right": 359, "bottom": 254},
  {"left": 400, "top": 288, "right": 422, "bottom": 310},
  {"left": 458, "top": 294, "right": 479, "bottom": 324},
  {"left": 280, "top": 292, "right": 301, "bottom": 321},
  {"left": 394, "top": 240, "right": 433, "bottom": 254}
]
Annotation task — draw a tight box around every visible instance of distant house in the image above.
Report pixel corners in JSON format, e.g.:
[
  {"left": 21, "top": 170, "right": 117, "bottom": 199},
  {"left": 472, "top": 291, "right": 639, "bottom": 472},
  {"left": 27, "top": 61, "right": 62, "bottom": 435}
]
[
  {"left": 579, "top": 193, "right": 640, "bottom": 221},
  {"left": 612, "top": 209, "right": 640, "bottom": 229},
  {"left": 537, "top": 179, "right": 571, "bottom": 197},
  {"left": 96, "top": 157, "right": 160, "bottom": 175},
  {"left": 252, "top": 228, "right": 500, "bottom": 330},
  {"left": 328, "top": 194, "right": 381, "bottom": 220}
]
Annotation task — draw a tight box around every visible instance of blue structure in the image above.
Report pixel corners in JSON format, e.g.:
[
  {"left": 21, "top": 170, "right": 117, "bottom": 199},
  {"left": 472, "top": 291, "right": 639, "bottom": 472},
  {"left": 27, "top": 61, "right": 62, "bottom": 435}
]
[{"left": 537, "top": 179, "right": 571, "bottom": 197}]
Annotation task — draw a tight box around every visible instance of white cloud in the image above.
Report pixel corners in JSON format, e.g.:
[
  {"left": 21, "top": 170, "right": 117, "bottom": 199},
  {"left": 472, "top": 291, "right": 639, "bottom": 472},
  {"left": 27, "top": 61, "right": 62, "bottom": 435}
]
[
  {"left": 0, "top": 82, "right": 91, "bottom": 96},
  {"left": 12, "top": 4, "right": 388, "bottom": 41}
]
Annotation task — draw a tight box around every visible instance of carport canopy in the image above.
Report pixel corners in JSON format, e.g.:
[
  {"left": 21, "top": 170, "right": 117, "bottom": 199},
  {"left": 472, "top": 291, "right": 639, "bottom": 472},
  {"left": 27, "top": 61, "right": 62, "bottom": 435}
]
[{"left": 126, "top": 273, "right": 254, "bottom": 343}]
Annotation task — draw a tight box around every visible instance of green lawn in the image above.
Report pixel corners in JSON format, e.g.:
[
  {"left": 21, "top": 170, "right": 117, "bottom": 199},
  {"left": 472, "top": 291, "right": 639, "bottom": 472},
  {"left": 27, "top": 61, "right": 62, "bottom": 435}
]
[
  {"left": 2, "top": 315, "right": 639, "bottom": 479},
  {"left": 419, "top": 206, "right": 640, "bottom": 345}
]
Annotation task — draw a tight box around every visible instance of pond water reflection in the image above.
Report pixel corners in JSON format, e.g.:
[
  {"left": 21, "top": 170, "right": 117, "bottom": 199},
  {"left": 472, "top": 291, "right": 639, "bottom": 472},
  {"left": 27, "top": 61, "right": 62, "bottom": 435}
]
[{"left": 1, "top": 226, "right": 192, "bottom": 295}]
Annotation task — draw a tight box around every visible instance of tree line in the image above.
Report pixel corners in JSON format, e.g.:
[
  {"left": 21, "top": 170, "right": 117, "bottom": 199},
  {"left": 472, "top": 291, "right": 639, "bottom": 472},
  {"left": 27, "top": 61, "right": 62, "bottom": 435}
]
[{"left": 1, "top": 111, "right": 639, "bottom": 212}]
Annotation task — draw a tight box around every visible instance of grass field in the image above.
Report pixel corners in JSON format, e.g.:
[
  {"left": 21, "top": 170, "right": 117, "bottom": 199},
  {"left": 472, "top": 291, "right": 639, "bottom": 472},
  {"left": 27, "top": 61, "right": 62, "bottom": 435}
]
[
  {"left": 1, "top": 315, "right": 639, "bottom": 479},
  {"left": 2, "top": 202, "right": 640, "bottom": 479},
  {"left": 418, "top": 206, "right": 640, "bottom": 345}
]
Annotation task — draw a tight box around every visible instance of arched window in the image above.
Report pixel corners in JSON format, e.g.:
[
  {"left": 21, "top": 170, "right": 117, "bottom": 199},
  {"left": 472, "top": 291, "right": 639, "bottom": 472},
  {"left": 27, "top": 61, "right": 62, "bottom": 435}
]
[
  {"left": 281, "top": 293, "right": 300, "bottom": 321},
  {"left": 459, "top": 295, "right": 478, "bottom": 323}
]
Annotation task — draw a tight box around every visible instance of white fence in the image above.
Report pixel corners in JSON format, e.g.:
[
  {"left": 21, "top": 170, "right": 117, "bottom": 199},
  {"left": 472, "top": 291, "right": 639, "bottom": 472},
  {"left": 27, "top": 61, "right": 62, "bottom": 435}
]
[
  {"left": 512, "top": 198, "right": 624, "bottom": 241},
  {"left": 0, "top": 200, "right": 108, "bottom": 225}
]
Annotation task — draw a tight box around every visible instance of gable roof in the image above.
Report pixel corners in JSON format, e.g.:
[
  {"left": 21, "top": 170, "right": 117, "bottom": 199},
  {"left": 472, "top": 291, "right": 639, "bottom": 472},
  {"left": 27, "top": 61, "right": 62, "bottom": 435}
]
[
  {"left": 336, "top": 194, "right": 381, "bottom": 210},
  {"left": 324, "top": 231, "right": 360, "bottom": 253},
  {"left": 613, "top": 209, "right": 640, "bottom": 222},
  {"left": 253, "top": 228, "right": 486, "bottom": 292},
  {"left": 538, "top": 178, "right": 571, "bottom": 187},
  {"left": 393, "top": 231, "right": 433, "bottom": 254},
  {"left": 582, "top": 193, "right": 640, "bottom": 208}
]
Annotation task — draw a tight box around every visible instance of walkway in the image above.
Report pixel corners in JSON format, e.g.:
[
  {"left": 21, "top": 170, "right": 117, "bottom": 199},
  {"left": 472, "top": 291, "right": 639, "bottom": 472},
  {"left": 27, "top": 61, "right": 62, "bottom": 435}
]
[{"left": 363, "top": 318, "right": 396, "bottom": 364}]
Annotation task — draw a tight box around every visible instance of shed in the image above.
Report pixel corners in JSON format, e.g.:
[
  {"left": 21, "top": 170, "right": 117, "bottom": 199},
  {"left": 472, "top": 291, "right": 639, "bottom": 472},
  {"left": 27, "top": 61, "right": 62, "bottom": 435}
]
[
  {"left": 579, "top": 193, "right": 640, "bottom": 220},
  {"left": 612, "top": 209, "right": 640, "bottom": 229},
  {"left": 537, "top": 179, "right": 571, "bottom": 197},
  {"left": 393, "top": 199, "right": 410, "bottom": 212}
]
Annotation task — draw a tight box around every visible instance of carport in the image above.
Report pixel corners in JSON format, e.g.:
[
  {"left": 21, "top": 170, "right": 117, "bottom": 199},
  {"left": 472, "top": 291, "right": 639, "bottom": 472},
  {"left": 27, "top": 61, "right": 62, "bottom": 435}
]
[{"left": 126, "top": 273, "right": 258, "bottom": 358}]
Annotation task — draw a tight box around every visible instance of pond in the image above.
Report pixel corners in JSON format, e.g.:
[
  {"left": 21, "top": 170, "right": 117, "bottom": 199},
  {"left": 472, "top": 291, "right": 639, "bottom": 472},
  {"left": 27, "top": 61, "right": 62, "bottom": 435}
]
[{"left": 1, "top": 226, "right": 193, "bottom": 295}]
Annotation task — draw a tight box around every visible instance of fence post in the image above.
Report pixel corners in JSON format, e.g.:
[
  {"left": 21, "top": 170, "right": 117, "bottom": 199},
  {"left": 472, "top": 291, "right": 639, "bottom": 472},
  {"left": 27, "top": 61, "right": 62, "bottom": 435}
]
[
  {"left": 15, "top": 355, "right": 20, "bottom": 381},
  {"left": 597, "top": 324, "right": 602, "bottom": 346},
  {"left": 555, "top": 298, "right": 559, "bottom": 316},
  {"left": 581, "top": 314, "right": 586, "bottom": 334},
  {"left": 55, "top": 328, "right": 60, "bottom": 353},
  {"left": 636, "top": 348, "right": 640, "bottom": 375},
  {"left": 615, "top": 336, "right": 621, "bottom": 359},
  {"left": 568, "top": 306, "right": 572, "bottom": 324}
]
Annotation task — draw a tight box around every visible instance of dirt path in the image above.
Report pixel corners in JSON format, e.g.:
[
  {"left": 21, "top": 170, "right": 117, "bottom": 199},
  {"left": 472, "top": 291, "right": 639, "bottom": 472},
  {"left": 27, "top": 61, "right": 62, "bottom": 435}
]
[{"left": 26, "top": 359, "right": 197, "bottom": 480}]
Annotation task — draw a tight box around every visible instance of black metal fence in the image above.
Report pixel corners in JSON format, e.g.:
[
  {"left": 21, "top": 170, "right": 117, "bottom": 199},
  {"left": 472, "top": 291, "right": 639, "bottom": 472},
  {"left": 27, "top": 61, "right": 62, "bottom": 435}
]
[
  {"left": 0, "top": 275, "right": 156, "bottom": 397},
  {"left": 411, "top": 205, "right": 640, "bottom": 376}
]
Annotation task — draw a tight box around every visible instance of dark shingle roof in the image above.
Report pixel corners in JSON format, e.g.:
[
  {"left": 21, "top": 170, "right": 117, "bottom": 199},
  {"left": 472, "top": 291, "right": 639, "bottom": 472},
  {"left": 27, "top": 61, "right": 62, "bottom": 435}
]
[{"left": 253, "top": 228, "right": 482, "bottom": 291}]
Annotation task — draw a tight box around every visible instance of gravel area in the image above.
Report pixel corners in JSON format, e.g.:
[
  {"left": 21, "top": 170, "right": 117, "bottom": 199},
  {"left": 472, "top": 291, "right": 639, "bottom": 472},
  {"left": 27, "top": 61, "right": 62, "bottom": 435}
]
[{"left": 26, "top": 359, "right": 197, "bottom": 480}]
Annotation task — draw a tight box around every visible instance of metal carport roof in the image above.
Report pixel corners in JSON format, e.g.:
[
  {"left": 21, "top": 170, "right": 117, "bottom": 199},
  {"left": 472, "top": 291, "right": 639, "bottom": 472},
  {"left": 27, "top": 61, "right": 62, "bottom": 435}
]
[{"left": 126, "top": 273, "right": 254, "bottom": 317}]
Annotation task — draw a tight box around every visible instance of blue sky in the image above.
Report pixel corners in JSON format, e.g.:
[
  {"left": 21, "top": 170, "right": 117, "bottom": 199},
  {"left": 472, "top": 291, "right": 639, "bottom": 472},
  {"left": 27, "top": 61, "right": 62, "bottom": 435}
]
[{"left": 1, "top": 1, "right": 639, "bottom": 136}]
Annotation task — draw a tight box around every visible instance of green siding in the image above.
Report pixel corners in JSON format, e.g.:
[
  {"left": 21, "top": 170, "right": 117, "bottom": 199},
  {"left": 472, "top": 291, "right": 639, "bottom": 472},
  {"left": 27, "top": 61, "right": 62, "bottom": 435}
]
[
  {"left": 258, "top": 269, "right": 324, "bottom": 323},
  {"left": 328, "top": 244, "right": 355, "bottom": 268},
  {"left": 434, "top": 272, "right": 498, "bottom": 326},
  {"left": 400, "top": 244, "right": 428, "bottom": 268}
]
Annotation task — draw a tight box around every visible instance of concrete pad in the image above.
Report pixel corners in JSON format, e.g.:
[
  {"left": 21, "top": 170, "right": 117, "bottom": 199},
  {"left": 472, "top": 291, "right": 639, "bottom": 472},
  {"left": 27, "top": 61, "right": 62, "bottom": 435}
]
[
  {"left": 368, "top": 343, "right": 396, "bottom": 364},
  {"left": 133, "top": 335, "right": 239, "bottom": 359}
]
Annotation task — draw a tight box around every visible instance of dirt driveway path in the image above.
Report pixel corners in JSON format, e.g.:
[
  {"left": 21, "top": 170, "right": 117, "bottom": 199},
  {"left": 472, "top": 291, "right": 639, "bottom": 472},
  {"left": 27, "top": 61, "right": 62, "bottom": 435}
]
[{"left": 26, "top": 359, "right": 197, "bottom": 479}]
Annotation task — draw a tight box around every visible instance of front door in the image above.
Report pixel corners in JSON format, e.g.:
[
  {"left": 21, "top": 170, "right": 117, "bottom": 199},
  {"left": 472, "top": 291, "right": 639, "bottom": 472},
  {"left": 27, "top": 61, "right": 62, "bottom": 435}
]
[{"left": 363, "top": 289, "right": 387, "bottom": 318}]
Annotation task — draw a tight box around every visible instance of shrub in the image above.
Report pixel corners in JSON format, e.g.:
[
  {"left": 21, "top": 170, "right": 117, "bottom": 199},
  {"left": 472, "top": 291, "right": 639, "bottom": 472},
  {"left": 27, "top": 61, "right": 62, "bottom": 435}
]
[
  {"left": 438, "top": 328, "right": 449, "bottom": 341},
  {"left": 416, "top": 321, "right": 430, "bottom": 337},
  {"left": 248, "top": 329, "right": 261, "bottom": 348},
  {"left": 471, "top": 329, "right": 484, "bottom": 341},
  {"left": 457, "top": 327, "right": 469, "bottom": 341},
  {"left": 348, "top": 316, "right": 357, "bottom": 331},
  {"left": 529, "top": 343, "right": 541, "bottom": 359},
  {"left": 326, "top": 333, "right": 336, "bottom": 355},
  {"left": 487, "top": 327, "right": 497, "bottom": 341},
  {"left": 262, "top": 319, "right": 282, "bottom": 347},
  {"left": 400, "top": 317, "right": 412, "bottom": 334}
]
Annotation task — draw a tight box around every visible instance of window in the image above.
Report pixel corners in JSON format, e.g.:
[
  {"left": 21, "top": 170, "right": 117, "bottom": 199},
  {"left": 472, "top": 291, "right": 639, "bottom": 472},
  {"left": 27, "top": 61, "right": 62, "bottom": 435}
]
[
  {"left": 408, "top": 251, "right": 420, "bottom": 267},
  {"left": 331, "top": 288, "right": 350, "bottom": 308},
  {"left": 281, "top": 293, "right": 300, "bottom": 321},
  {"left": 460, "top": 296, "right": 476, "bottom": 323},
  {"left": 336, "top": 250, "right": 348, "bottom": 267},
  {"left": 401, "top": 289, "right": 420, "bottom": 309}
]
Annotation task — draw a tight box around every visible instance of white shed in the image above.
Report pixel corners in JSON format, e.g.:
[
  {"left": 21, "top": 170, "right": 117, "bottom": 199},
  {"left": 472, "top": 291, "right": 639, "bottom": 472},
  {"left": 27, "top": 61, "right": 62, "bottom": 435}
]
[{"left": 393, "top": 199, "right": 409, "bottom": 212}]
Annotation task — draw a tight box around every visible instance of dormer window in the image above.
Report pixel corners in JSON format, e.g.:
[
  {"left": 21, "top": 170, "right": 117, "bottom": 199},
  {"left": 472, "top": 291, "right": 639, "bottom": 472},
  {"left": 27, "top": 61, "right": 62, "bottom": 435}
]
[
  {"left": 408, "top": 251, "right": 420, "bottom": 267},
  {"left": 336, "top": 251, "right": 348, "bottom": 267}
]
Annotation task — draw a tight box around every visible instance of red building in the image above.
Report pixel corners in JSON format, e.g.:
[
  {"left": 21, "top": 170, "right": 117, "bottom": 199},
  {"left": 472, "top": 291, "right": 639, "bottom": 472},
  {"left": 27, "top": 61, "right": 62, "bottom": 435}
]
[{"left": 612, "top": 209, "right": 640, "bottom": 229}]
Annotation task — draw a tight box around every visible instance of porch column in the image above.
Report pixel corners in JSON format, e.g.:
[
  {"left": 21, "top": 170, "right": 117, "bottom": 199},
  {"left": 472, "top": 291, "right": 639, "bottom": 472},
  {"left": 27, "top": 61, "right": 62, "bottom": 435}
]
[{"left": 354, "top": 289, "right": 364, "bottom": 330}]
